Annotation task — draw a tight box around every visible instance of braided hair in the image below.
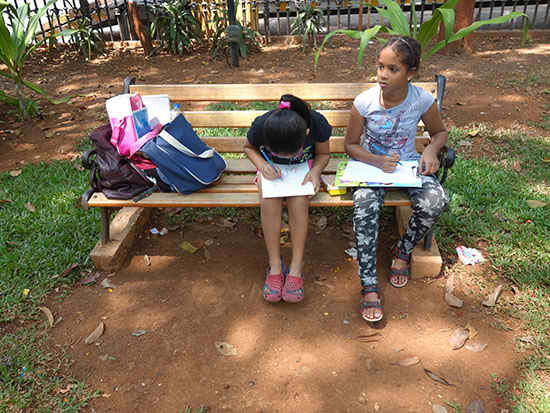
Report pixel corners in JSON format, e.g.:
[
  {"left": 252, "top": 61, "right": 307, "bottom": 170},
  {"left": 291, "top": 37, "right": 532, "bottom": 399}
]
[{"left": 381, "top": 36, "right": 421, "bottom": 72}]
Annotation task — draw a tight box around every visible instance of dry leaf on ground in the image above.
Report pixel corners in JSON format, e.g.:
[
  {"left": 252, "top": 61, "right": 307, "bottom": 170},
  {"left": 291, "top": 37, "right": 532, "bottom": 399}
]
[
  {"left": 526, "top": 200, "right": 547, "bottom": 208},
  {"left": 424, "top": 368, "right": 455, "bottom": 386},
  {"left": 9, "top": 169, "right": 22, "bottom": 177},
  {"left": 84, "top": 321, "right": 105, "bottom": 344},
  {"left": 215, "top": 217, "right": 236, "bottom": 228},
  {"left": 444, "top": 291, "right": 464, "bottom": 308},
  {"left": 39, "top": 306, "right": 54, "bottom": 327},
  {"left": 101, "top": 278, "right": 115, "bottom": 289},
  {"left": 464, "top": 342, "right": 488, "bottom": 353},
  {"left": 215, "top": 342, "right": 237, "bottom": 356},
  {"left": 144, "top": 254, "right": 151, "bottom": 265},
  {"left": 131, "top": 330, "right": 147, "bottom": 336},
  {"left": 0, "top": 199, "right": 13, "bottom": 205},
  {"left": 79, "top": 273, "right": 99, "bottom": 285},
  {"left": 24, "top": 202, "right": 36, "bottom": 212},
  {"left": 512, "top": 160, "right": 521, "bottom": 172},
  {"left": 482, "top": 284, "right": 504, "bottom": 307},
  {"left": 466, "top": 399, "right": 485, "bottom": 413},
  {"left": 449, "top": 327, "right": 470, "bottom": 350},
  {"left": 465, "top": 323, "right": 479, "bottom": 339},
  {"left": 59, "top": 263, "right": 78, "bottom": 278},
  {"left": 180, "top": 241, "right": 198, "bottom": 254},
  {"left": 391, "top": 356, "right": 420, "bottom": 367},
  {"left": 432, "top": 405, "right": 449, "bottom": 413},
  {"left": 316, "top": 215, "right": 328, "bottom": 231}
]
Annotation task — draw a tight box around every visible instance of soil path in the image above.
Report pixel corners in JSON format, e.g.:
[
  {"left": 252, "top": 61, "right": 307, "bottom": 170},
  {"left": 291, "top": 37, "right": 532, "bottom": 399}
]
[{"left": 3, "top": 30, "right": 548, "bottom": 412}]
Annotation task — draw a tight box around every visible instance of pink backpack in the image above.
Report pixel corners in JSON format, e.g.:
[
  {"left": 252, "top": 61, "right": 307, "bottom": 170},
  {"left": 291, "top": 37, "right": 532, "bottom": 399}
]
[{"left": 106, "top": 94, "right": 161, "bottom": 169}]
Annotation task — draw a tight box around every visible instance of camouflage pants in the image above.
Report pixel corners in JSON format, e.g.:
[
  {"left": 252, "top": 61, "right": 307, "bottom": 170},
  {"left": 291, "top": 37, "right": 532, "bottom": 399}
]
[{"left": 353, "top": 175, "right": 449, "bottom": 292}]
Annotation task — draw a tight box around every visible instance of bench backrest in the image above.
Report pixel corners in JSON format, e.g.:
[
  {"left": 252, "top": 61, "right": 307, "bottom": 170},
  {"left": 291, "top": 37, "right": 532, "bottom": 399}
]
[{"left": 127, "top": 82, "right": 439, "bottom": 154}]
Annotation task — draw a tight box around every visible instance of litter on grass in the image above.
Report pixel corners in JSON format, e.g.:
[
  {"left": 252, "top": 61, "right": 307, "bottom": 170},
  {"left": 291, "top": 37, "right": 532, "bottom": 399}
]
[
  {"left": 150, "top": 227, "right": 168, "bottom": 236},
  {"left": 456, "top": 246, "right": 485, "bottom": 265}
]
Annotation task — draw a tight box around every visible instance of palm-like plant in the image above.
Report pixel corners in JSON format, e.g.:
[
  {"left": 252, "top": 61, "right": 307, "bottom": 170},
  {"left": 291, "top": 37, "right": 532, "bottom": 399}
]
[
  {"left": 314, "top": 0, "right": 529, "bottom": 67},
  {"left": 0, "top": 0, "right": 76, "bottom": 118},
  {"left": 290, "top": 0, "right": 326, "bottom": 51},
  {"left": 150, "top": 0, "right": 202, "bottom": 55}
]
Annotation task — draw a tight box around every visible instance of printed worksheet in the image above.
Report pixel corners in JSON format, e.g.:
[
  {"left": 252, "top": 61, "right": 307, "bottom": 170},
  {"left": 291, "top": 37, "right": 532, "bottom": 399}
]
[
  {"left": 261, "top": 162, "right": 315, "bottom": 198},
  {"left": 341, "top": 160, "right": 422, "bottom": 187}
]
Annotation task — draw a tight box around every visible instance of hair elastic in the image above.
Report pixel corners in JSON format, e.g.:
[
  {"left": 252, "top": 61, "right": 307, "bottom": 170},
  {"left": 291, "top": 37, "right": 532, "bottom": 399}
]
[{"left": 279, "top": 101, "right": 291, "bottom": 109}]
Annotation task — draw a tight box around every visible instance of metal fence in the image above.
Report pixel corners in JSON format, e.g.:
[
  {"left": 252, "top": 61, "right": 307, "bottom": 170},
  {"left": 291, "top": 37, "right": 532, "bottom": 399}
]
[{"left": 2, "top": 0, "right": 549, "bottom": 44}]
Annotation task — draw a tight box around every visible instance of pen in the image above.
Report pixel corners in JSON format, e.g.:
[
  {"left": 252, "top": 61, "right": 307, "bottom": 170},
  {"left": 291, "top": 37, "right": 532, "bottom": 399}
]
[
  {"left": 371, "top": 143, "right": 403, "bottom": 166},
  {"left": 259, "top": 147, "right": 280, "bottom": 178}
]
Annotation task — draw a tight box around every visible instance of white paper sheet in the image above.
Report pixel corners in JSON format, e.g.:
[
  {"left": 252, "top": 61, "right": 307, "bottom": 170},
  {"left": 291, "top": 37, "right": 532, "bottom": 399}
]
[
  {"left": 261, "top": 162, "right": 315, "bottom": 198},
  {"left": 141, "top": 94, "right": 171, "bottom": 127},
  {"left": 342, "top": 160, "right": 422, "bottom": 187}
]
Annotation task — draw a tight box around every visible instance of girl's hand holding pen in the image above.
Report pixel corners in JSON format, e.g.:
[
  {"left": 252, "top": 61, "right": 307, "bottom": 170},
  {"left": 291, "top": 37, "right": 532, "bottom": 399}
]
[
  {"left": 379, "top": 153, "right": 400, "bottom": 173},
  {"left": 261, "top": 162, "right": 281, "bottom": 180}
]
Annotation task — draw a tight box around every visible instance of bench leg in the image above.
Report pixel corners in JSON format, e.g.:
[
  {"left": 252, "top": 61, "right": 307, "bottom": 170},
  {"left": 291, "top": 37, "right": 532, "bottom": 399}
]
[
  {"left": 424, "top": 228, "right": 433, "bottom": 251},
  {"left": 100, "top": 207, "right": 111, "bottom": 245}
]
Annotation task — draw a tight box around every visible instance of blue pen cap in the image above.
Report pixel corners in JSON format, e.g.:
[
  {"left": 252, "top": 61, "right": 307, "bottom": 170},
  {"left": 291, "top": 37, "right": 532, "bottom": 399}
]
[{"left": 173, "top": 103, "right": 180, "bottom": 110}]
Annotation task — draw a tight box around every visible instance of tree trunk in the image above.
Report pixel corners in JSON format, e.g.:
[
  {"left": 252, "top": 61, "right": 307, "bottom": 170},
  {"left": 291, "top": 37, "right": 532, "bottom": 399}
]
[
  {"left": 128, "top": 0, "right": 153, "bottom": 55},
  {"left": 438, "top": 0, "right": 476, "bottom": 54}
]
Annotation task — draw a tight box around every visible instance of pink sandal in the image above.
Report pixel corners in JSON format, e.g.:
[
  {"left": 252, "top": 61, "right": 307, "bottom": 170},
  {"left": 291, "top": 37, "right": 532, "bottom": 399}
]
[
  {"left": 263, "top": 261, "right": 286, "bottom": 303},
  {"left": 282, "top": 273, "right": 304, "bottom": 303}
]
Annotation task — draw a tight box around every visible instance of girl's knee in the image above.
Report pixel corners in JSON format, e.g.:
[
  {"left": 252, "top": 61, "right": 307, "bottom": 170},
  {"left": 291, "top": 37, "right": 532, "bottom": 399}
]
[
  {"left": 415, "top": 187, "right": 449, "bottom": 217},
  {"left": 353, "top": 189, "right": 383, "bottom": 213}
]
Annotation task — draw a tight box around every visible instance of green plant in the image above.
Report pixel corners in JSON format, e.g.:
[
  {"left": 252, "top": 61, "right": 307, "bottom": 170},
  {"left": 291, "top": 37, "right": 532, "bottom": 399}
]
[
  {"left": 71, "top": 15, "right": 103, "bottom": 60},
  {"left": 209, "top": 0, "right": 261, "bottom": 61},
  {"left": 314, "top": 0, "right": 529, "bottom": 67},
  {"left": 290, "top": 0, "right": 326, "bottom": 51},
  {"left": 150, "top": 0, "right": 202, "bottom": 55},
  {"left": 0, "top": 0, "right": 76, "bottom": 118}
]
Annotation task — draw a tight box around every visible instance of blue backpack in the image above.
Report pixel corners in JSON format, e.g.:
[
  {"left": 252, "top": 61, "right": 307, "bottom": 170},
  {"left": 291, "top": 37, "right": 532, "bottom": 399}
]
[{"left": 140, "top": 114, "right": 227, "bottom": 194}]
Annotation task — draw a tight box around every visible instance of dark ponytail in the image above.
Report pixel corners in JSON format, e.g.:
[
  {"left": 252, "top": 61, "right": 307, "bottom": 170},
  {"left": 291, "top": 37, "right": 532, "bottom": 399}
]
[{"left": 263, "top": 94, "right": 311, "bottom": 154}]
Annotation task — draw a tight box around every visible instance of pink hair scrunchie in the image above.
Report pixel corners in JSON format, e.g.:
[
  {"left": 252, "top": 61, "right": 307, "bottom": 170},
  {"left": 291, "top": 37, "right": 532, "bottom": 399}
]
[{"left": 279, "top": 101, "right": 291, "bottom": 109}]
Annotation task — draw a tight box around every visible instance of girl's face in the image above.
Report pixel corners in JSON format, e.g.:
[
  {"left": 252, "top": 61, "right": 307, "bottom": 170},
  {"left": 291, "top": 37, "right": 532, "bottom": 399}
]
[{"left": 376, "top": 46, "right": 415, "bottom": 93}]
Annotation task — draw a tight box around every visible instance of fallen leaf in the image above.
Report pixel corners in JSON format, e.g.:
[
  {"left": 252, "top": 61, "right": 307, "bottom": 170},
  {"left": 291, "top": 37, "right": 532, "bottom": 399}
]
[
  {"left": 144, "top": 254, "right": 151, "bottom": 265},
  {"left": 98, "top": 354, "right": 116, "bottom": 361},
  {"left": 467, "top": 129, "right": 479, "bottom": 137},
  {"left": 9, "top": 169, "right": 22, "bottom": 177},
  {"left": 464, "top": 341, "right": 488, "bottom": 353},
  {"left": 57, "top": 384, "right": 77, "bottom": 394},
  {"left": 59, "top": 263, "right": 78, "bottom": 278},
  {"left": 512, "top": 160, "right": 521, "bottom": 172},
  {"left": 79, "top": 273, "right": 99, "bottom": 285},
  {"left": 449, "top": 327, "right": 469, "bottom": 350},
  {"left": 526, "top": 200, "right": 547, "bottom": 208},
  {"left": 100, "top": 278, "right": 115, "bottom": 289},
  {"left": 432, "top": 405, "right": 449, "bottom": 413},
  {"left": 84, "top": 321, "right": 104, "bottom": 344},
  {"left": 204, "top": 239, "right": 214, "bottom": 247},
  {"left": 313, "top": 280, "right": 335, "bottom": 290},
  {"left": 482, "top": 284, "right": 504, "bottom": 307},
  {"left": 392, "top": 356, "right": 420, "bottom": 367},
  {"left": 355, "top": 333, "right": 382, "bottom": 342},
  {"left": 39, "top": 306, "right": 54, "bottom": 327},
  {"left": 424, "top": 368, "right": 455, "bottom": 386},
  {"left": 316, "top": 215, "right": 328, "bottom": 231},
  {"left": 24, "top": 202, "right": 36, "bottom": 212},
  {"left": 215, "top": 217, "right": 236, "bottom": 228},
  {"left": 131, "top": 329, "right": 147, "bottom": 336},
  {"left": 466, "top": 399, "right": 485, "bottom": 413},
  {"left": 444, "top": 291, "right": 464, "bottom": 308},
  {"left": 0, "top": 199, "right": 13, "bottom": 205},
  {"left": 465, "top": 322, "right": 478, "bottom": 339},
  {"left": 215, "top": 341, "right": 237, "bottom": 356},
  {"left": 180, "top": 241, "right": 198, "bottom": 254},
  {"left": 203, "top": 247, "right": 211, "bottom": 262}
]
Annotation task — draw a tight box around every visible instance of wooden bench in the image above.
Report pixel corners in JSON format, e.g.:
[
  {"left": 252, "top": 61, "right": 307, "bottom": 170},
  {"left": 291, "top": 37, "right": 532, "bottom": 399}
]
[{"left": 82, "top": 76, "right": 454, "bottom": 276}]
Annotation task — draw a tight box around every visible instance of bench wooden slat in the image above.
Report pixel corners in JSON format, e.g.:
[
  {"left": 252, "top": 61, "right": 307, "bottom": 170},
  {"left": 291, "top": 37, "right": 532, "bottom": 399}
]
[
  {"left": 88, "top": 189, "right": 411, "bottom": 208},
  {"left": 187, "top": 110, "right": 353, "bottom": 128},
  {"left": 201, "top": 136, "right": 430, "bottom": 153},
  {"left": 129, "top": 83, "right": 437, "bottom": 102}
]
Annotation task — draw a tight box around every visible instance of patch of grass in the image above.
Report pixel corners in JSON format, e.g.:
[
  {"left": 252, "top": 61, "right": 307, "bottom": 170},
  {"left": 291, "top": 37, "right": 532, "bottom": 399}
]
[
  {"left": 439, "top": 127, "right": 550, "bottom": 287},
  {"left": 0, "top": 327, "right": 99, "bottom": 411},
  {"left": 440, "top": 125, "right": 550, "bottom": 413},
  {"left": 0, "top": 161, "right": 100, "bottom": 322}
]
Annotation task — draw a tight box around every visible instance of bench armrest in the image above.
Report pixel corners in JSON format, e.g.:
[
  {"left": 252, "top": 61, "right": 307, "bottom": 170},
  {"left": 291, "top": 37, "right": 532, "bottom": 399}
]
[{"left": 437, "top": 146, "right": 455, "bottom": 185}]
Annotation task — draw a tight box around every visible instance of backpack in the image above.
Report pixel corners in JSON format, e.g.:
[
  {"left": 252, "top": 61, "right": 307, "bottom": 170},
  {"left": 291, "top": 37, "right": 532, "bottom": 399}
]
[
  {"left": 82, "top": 124, "right": 154, "bottom": 201},
  {"left": 140, "top": 114, "right": 227, "bottom": 194}
]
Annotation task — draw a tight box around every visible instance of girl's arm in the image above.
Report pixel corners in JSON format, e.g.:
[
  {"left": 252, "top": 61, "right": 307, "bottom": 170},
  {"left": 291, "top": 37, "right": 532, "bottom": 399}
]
[
  {"left": 302, "top": 140, "right": 329, "bottom": 193},
  {"left": 419, "top": 102, "right": 448, "bottom": 175},
  {"left": 344, "top": 105, "right": 399, "bottom": 173},
  {"left": 244, "top": 142, "right": 281, "bottom": 180}
]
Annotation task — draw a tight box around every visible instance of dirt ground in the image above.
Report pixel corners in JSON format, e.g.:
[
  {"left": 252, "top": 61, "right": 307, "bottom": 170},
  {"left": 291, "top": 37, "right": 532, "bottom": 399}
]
[{"left": 2, "top": 30, "right": 549, "bottom": 412}]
